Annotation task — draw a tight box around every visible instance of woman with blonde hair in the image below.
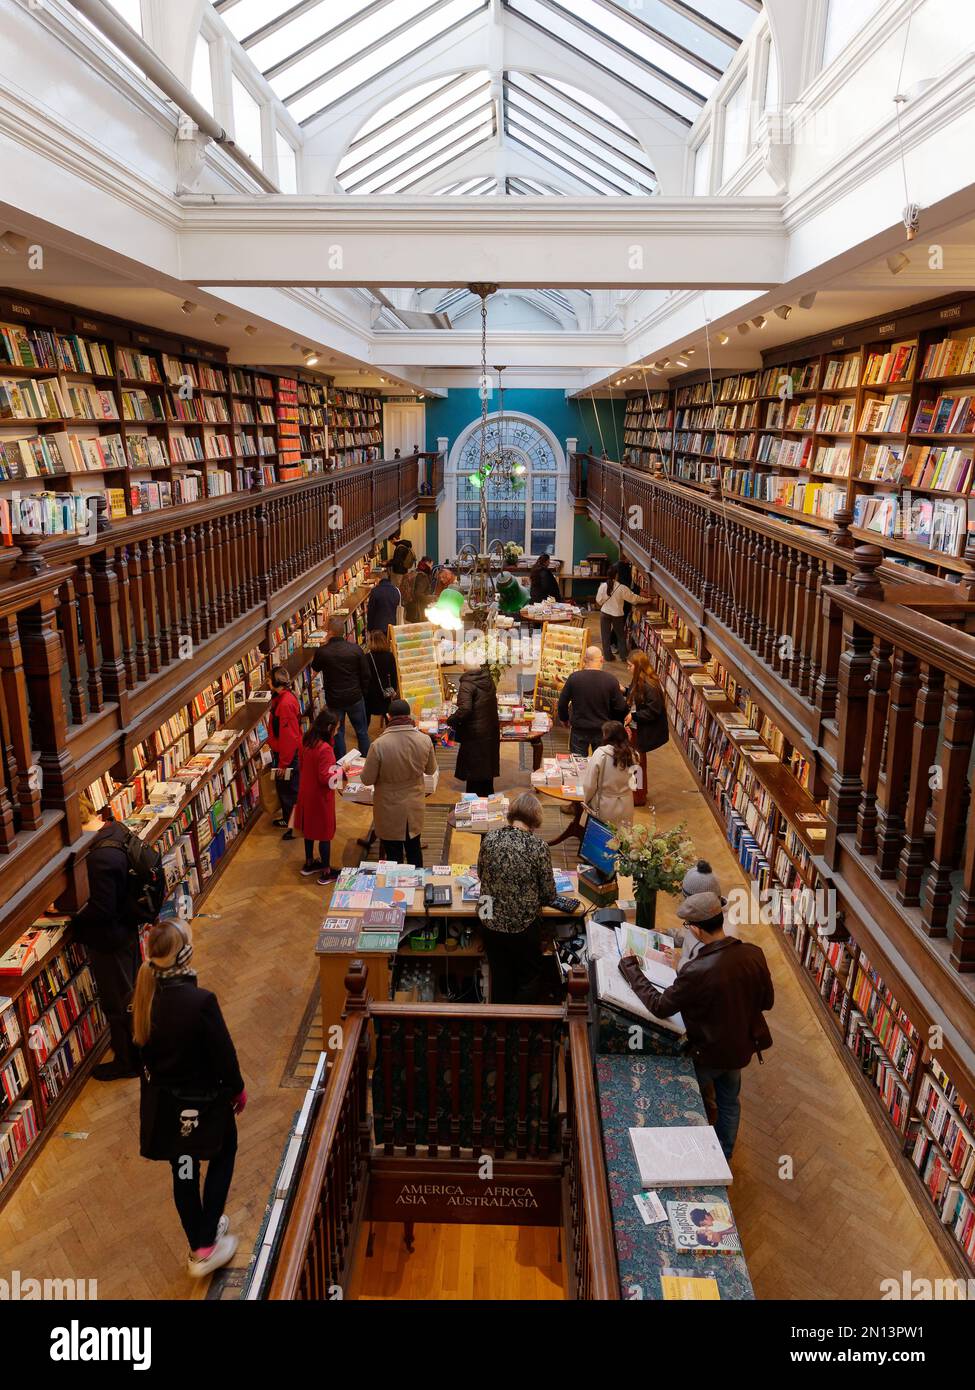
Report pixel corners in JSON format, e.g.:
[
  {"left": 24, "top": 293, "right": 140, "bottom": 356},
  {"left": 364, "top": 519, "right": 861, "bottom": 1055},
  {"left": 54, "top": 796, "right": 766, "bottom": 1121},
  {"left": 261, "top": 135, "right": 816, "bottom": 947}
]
[{"left": 133, "top": 919, "right": 246, "bottom": 1279}]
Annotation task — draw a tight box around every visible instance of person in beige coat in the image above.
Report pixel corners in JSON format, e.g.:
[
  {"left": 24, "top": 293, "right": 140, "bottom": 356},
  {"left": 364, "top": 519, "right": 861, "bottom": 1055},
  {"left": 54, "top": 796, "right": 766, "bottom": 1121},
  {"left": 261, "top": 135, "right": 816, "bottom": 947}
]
[
  {"left": 583, "top": 720, "right": 637, "bottom": 829},
  {"left": 359, "top": 699, "right": 436, "bottom": 868}
]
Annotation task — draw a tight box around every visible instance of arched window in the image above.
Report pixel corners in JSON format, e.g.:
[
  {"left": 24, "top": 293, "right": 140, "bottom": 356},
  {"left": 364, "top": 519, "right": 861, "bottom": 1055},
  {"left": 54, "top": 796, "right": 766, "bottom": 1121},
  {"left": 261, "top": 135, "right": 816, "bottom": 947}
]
[{"left": 453, "top": 415, "right": 561, "bottom": 556}]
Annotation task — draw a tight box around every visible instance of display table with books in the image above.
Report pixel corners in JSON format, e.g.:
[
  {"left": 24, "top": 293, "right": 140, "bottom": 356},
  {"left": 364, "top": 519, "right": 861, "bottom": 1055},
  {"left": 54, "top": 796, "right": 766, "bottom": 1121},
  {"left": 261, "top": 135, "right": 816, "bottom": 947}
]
[
  {"left": 596, "top": 1052, "right": 754, "bottom": 1301},
  {"left": 314, "top": 861, "right": 583, "bottom": 1038}
]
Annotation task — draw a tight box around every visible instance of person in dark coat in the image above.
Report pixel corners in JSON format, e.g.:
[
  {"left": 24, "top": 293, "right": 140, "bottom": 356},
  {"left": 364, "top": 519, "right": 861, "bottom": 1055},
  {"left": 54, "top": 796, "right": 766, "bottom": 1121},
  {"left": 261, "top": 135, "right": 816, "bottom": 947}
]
[
  {"left": 294, "top": 709, "right": 340, "bottom": 884},
  {"left": 365, "top": 629, "right": 399, "bottom": 732},
  {"left": 366, "top": 569, "right": 401, "bottom": 636},
  {"left": 625, "top": 648, "right": 668, "bottom": 807},
  {"left": 311, "top": 617, "right": 372, "bottom": 759},
  {"left": 133, "top": 919, "right": 246, "bottom": 1279},
  {"left": 268, "top": 666, "right": 301, "bottom": 839},
  {"left": 389, "top": 535, "right": 415, "bottom": 578},
  {"left": 405, "top": 557, "right": 434, "bottom": 623},
  {"left": 73, "top": 796, "right": 141, "bottom": 1080},
  {"left": 447, "top": 664, "right": 501, "bottom": 795},
  {"left": 529, "top": 553, "right": 561, "bottom": 604}
]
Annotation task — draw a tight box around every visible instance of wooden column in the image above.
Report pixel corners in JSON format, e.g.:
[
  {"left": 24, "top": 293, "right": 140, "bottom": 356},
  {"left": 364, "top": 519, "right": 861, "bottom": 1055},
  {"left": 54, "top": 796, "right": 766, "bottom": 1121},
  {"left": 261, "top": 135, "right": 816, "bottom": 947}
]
[
  {"left": 824, "top": 610, "right": 875, "bottom": 865},
  {"left": 854, "top": 637, "right": 892, "bottom": 856},
  {"left": 74, "top": 556, "right": 103, "bottom": 714},
  {"left": 19, "top": 591, "right": 75, "bottom": 822},
  {"left": 91, "top": 548, "right": 127, "bottom": 706},
  {"left": 57, "top": 575, "right": 87, "bottom": 725},
  {"left": 874, "top": 647, "right": 919, "bottom": 878},
  {"left": 0, "top": 612, "right": 43, "bottom": 831},
  {"left": 922, "top": 676, "right": 975, "bottom": 936},
  {"left": 896, "top": 663, "right": 945, "bottom": 907}
]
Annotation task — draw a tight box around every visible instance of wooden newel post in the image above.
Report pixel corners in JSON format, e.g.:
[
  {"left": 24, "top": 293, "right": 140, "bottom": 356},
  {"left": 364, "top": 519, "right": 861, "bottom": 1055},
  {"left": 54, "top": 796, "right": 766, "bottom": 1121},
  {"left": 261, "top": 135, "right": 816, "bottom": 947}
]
[
  {"left": 824, "top": 611, "right": 874, "bottom": 866},
  {"left": 847, "top": 544, "right": 884, "bottom": 601},
  {"left": 344, "top": 960, "right": 369, "bottom": 1013},
  {"left": 831, "top": 505, "right": 856, "bottom": 551},
  {"left": 566, "top": 964, "right": 590, "bottom": 1016}
]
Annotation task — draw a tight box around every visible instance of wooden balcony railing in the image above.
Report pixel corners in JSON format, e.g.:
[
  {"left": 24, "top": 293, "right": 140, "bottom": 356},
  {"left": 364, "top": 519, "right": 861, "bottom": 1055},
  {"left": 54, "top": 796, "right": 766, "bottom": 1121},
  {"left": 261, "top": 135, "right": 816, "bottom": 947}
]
[
  {"left": 0, "top": 456, "right": 423, "bottom": 927},
  {"left": 266, "top": 965, "right": 620, "bottom": 1301}
]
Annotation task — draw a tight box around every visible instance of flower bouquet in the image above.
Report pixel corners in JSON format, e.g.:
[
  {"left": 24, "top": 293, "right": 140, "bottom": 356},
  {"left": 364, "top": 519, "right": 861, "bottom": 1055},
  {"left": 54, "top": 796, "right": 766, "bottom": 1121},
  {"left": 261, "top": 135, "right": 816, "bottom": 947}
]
[{"left": 611, "top": 816, "right": 695, "bottom": 932}]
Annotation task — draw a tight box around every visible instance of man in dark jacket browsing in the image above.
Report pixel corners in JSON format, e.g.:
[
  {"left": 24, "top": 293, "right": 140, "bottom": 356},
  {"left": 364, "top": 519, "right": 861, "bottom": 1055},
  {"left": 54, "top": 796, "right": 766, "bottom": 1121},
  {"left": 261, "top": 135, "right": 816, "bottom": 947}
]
[
  {"left": 619, "top": 892, "right": 774, "bottom": 1159},
  {"left": 557, "top": 646, "right": 628, "bottom": 756},
  {"left": 73, "top": 797, "right": 141, "bottom": 1080},
  {"left": 366, "top": 569, "right": 401, "bottom": 637},
  {"left": 312, "top": 616, "right": 372, "bottom": 759}
]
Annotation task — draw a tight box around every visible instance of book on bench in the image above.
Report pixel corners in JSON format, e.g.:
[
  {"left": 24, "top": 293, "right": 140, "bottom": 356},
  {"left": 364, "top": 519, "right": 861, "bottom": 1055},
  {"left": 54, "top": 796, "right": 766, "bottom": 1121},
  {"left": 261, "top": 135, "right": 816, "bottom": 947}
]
[{"left": 629, "top": 1125, "right": 733, "bottom": 1187}]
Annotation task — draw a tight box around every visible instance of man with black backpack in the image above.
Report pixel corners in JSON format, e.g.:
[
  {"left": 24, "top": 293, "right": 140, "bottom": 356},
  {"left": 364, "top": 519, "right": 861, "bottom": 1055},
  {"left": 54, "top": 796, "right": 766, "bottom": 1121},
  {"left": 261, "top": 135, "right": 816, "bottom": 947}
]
[{"left": 74, "top": 794, "right": 164, "bottom": 1081}]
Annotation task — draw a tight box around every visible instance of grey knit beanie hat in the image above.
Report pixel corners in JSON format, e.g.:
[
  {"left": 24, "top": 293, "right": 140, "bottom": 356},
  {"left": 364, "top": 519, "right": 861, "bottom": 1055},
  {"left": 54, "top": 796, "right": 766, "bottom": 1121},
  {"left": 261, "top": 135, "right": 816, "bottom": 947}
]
[{"left": 682, "top": 859, "right": 723, "bottom": 898}]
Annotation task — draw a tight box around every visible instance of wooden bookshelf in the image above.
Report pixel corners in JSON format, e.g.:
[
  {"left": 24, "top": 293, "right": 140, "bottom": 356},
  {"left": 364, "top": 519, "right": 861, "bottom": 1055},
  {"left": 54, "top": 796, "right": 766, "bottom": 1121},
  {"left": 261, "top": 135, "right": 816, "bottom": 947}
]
[
  {"left": 623, "top": 390, "right": 672, "bottom": 472},
  {"left": 0, "top": 289, "right": 338, "bottom": 533},
  {"left": 626, "top": 578, "right": 975, "bottom": 1278},
  {"left": 328, "top": 387, "right": 382, "bottom": 467}
]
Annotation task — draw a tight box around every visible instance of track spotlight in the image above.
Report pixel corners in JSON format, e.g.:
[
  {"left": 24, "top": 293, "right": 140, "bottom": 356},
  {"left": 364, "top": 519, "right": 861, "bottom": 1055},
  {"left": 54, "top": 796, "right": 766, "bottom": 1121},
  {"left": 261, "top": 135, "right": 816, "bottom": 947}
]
[
  {"left": 0, "top": 232, "right": 29, "bottom": 256},
  {"left": 675, "top": 357, "right": 690, "bottom": 368},
  {"left": 887, "top": 252, "right": 910, "bottom": 275},
  {"left": 303, "top": 350, "right": 320, "bottom": 366},
  {"left": 244, "top": 324, "right": 258, "bottom": 335},
  {"left": 213, "top": 313, "right": 228, "bottom": 325},
  {"left": 661, "top": 359, "right": 671, "bottom": 368},
  {"left": 774, "top": 305, "right": 793, "bottom": 321},
  {"left": 798, "top": 292, "right": 818, "bottom": 310},
  {"left": 752, "top": 315, "right": 767, "bottom": 329},
  {"left": 180, "top": 300, "right": 197, "bottom": 315},
  {"left": 717, "top": 332, "right": 730, "bottom": 345},
  {"left": 737, "top": 323, "right": 750, "bottom": 336},
  {"left": 684, "top": 348, "right": 696, "bottom": 357},
  {"left": 290, "top": 342, "right": 301, "bottom": 351}
]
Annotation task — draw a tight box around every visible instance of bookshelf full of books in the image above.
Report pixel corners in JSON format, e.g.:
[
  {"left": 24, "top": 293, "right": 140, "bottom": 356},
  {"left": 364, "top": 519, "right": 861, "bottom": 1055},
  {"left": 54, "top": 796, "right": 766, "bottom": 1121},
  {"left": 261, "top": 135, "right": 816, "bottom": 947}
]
[
  {"left": 0, "top": 289, "right": 342, "bottom": 535},
  {"left": 627, "top": 572, "right": 975, "bottom": 1275},
  {"left": 328, "top": 388, "right": 383, "bottom": 467},
  {"left": 0, "top": 921, "right": 107, "bottom": 1197},
  {"left": 623, "top": 391, "right": 673, "bottom": 472},
  {"left": 670, "top": 373, "right": 759, "bottom": 489}
]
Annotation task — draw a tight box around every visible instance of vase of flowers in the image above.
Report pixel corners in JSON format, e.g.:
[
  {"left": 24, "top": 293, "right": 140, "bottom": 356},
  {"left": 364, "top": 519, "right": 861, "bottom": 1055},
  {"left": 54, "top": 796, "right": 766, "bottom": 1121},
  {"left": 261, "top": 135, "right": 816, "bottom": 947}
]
[
  {"left": 502, "top": 542, "right": 524, "bottom": 565},
  {"left": 611, "top": 818, "right": 694, "bottom": 932}
]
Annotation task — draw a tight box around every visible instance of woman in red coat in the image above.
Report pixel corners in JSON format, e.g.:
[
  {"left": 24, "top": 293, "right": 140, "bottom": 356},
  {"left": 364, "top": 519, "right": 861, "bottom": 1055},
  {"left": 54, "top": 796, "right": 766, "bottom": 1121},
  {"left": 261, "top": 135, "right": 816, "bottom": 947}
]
[
  {"left": 295, "top": 709, "right": 340, "bottom": 884},
  {"left": 268, "top": 666, "right": 302, "bottom": 841}
]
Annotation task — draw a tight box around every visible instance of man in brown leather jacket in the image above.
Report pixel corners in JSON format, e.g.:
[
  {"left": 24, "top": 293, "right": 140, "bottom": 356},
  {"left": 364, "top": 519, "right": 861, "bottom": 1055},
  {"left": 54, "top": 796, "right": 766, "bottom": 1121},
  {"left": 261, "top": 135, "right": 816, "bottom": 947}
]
[{"left": 619, "top": 892, "right": 773, "bottom": 1160}]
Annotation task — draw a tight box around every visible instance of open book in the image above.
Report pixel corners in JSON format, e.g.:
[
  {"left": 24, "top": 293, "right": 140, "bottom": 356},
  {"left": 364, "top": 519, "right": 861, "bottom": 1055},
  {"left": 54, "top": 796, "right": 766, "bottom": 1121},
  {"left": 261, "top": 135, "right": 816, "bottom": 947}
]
[{"left": 594, "top": 955, "right": 684, "bottom": 1034}]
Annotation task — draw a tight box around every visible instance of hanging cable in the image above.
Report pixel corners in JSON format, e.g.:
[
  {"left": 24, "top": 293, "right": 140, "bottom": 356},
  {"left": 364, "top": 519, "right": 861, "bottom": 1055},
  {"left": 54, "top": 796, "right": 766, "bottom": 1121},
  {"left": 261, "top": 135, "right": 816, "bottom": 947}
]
[
  {"left": 702, "top": 296, "right": 742, "bottom": 629},
  {"left": 893, "top": 2, "right": 920, "bottom": 237}
]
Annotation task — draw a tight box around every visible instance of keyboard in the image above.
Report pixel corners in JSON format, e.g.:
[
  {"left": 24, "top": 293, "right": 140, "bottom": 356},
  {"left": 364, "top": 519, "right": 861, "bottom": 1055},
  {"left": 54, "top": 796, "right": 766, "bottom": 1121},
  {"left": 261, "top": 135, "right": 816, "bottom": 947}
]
[{"left": 551, "top": 895, "right": 581, "bottom": 914}]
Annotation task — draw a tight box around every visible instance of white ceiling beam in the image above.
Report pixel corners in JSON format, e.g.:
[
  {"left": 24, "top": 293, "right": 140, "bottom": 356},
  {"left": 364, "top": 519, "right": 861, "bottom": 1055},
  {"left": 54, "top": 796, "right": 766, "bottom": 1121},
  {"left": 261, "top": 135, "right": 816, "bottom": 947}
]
[{"left": 177, "top": 194, "right": 787, "bottom": 288}]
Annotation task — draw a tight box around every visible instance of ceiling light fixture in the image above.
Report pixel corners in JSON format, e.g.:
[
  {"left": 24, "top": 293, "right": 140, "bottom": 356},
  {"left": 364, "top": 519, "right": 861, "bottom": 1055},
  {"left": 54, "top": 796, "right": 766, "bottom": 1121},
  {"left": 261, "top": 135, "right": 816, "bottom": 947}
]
[
  {"left": 675, "top": 357, "right": 689, "bottom": 368},
  {"left": 887, "top": 252, "right": 911, "bottom": 275},
  {"left": 180, "top": 300, "right": 197, "bottom": 315},
  {"left": 661, "top": 359, "right": 671, "bottom": 368},
  {"left": 717, "top": 332, "right": 730, "bottom": 346},
  {"left": 213, "top": 313, "right": 228, "bottom": 325},
  {"left": 737, "top": 323, "right": 750, "bottom": 336},
  {"left": 684, "top": 348, "right": 696, "bottom": 357},
  {"left": 244, "top": 325, "right": 258, "bottom": 335},
  {"left": 752, "top": 315, "right": 767, "bottom": 330},
  {"left": 798, "top": 292, "right": 818, "bottom": 310},
  {"left": 774, "top": 305, "right": 793, "bottom": 321},
  {"left": 303, "top": 348, "right": 319, "bottom": 366}
]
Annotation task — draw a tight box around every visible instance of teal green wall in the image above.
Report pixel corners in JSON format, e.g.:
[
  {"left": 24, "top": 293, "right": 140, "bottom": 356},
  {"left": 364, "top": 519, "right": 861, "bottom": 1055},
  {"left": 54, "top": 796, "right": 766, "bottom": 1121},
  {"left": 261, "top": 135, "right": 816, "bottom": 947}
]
[
  {"left": 424, "top": 389, "right": 625, "bottom": 460},
  {"left": 425, "top": 388, "right": 624, "bottom": 567}
]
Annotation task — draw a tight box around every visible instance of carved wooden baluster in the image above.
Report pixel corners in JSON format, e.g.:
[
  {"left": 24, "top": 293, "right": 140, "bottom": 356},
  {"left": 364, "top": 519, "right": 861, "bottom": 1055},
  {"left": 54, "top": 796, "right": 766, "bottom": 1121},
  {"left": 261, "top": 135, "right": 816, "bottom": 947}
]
[
  {"left": 494, "top": 1022, "right": 507, "bottom": 1159},
  {"left": 115, "top": 548, "right": 137, "bottom": 689},
  {"left": 255, "top": 501, "right": 271, "bottom": 604},
  {"left": 241, "top": 508, "right": 256, "bottom": 609},
  {"left": 740, "top": 528, "right": 758, "bottom": 648},
  {"left": 754, "top": 531, "right": 773, "bottom": 658},
  {"left": 140, "top": 539, "right": 161, "bottom": 674},
  {"left": 922, "top": 675, "right": 975, "bottom": 937},
  {"left": 74, "top": 556, "right": 103, "bottom": 714},
  {"left": 128, "top": 543, "right": 150, "bottom": 684},
  {"left": 226, "top": 512, "right": 242, "bottom": 619},
  {"left": 701, "top": 506, "right": 717, "bottom": 612},
  {"left": 211, "top": 517, "right": 227, "bottom": 630},
  {"left": 175, "top": 529, "right": 199, "bottom": 651},
  {"left": 0, "top": 678, "right": 16, "bottom": 851},
  {"left": 19, "top": 591, "right": 74, "bottom": 820},
  {"left": 472, "top": 1020, "right": 485, "bottom": 1158},
  {"left": 0, "top": 613, "right": 43, "bottom": 830},
  {"left": 873, "top": 647, "right": 919, "bottom": 877},
  {"left": 426, "top": 1022, "right": 439, "bottom": 1158},
  {"left": 91, "top": 548, "right": 128, "bottom": 703},
  {"left": 824, "top": 613, "right": 874, "bottom": 868},
  {"left": 58, "top": 576, "right": 86, "bottom": 724},
  {"left": 403, "top": 1015, "right": 416, "bottom": 1157},
  {"left": 152, "top": 536, "right": 172, "bottom": 667},
  {"left": 805, "top": 560, "right": 824, "bottom": 699},
  {"left": 449, "top": 1021, "right": 462, "bottom": 1159},
  {"left": 854, "top": 637, "right": 892, "bottom": 856},
  {"left": 896, "top": 663, "right": 945, "bottom": 906},
  {"left": 195, "top": 524, "right": 213, "bottom": 639}
]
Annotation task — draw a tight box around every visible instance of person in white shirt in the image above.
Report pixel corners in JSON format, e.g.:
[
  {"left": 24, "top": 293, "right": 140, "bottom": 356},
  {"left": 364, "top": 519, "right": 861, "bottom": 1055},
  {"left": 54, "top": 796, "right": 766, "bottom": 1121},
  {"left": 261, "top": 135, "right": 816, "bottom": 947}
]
[
  {"left": 583, "top": 721, "right": 637, "bottom": 828},
  {"left": 595, "top": 564, "right": 653, "bottom": 661}
]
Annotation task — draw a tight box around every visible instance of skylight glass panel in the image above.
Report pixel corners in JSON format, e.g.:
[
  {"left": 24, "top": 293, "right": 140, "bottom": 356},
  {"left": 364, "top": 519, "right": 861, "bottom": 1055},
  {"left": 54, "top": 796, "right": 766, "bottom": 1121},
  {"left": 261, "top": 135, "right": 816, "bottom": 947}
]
[
  {"left": 337, "top": 74, "right": 492, "bottom": 187},
  {"left": 343, "top": 97, "right": 493, "bottom": 190},
  {"left": 232, "top": 76, "right": 265, "bottom": 166},
  {"left": 506, "top": 73, "right": 656, "bottom": 188},
  {"left": 506, "top": 120, "right": 628, "bottom": 194},
  {"left": 247, "top": 1, "right": 379, "bottom": 74},
  {"left": 216, "top": 0, "right": 296, "bottom": 42},
  {"left": 504, "top": 0, "right": 701, "bottom": 122},
  {"left": 353, "top": 73, "right": 467, "bottom": 142},
  {"left": 556, "top": 0, "right": 717, "bottom": 97},
  {"left": 506, "top": 92, "right": 654, "bottom": 193},
  {"left": 282, "top": 0, "right": 488, "bottom": 123},
  {"left": 367, "top": 116, "right": 495, "bottom": 193},
  {"left": 599, "top": 0, "right": 737, "bottom": 71}
]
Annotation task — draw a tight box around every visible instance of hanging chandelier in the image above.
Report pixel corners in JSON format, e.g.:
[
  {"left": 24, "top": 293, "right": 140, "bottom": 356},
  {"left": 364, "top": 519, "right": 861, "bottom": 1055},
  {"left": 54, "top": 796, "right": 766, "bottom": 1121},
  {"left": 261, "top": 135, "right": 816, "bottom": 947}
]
[{"left": 467, "top": 286, "right": 526, "bottom": 503}]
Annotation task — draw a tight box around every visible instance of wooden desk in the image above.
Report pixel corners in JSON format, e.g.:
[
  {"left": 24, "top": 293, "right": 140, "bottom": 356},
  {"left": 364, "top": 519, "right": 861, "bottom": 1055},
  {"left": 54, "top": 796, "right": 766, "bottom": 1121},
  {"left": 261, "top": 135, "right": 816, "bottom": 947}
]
[{"left": 315, "top": 868, "right": 583, "bottom": 1039}]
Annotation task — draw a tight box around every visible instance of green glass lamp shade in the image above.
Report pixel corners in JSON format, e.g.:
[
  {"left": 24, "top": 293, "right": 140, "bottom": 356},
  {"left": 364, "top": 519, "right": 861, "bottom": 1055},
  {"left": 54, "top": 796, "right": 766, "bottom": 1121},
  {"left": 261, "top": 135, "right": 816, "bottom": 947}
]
[{"left": 426, "top": 586, "right": 466, "bottom": 631}]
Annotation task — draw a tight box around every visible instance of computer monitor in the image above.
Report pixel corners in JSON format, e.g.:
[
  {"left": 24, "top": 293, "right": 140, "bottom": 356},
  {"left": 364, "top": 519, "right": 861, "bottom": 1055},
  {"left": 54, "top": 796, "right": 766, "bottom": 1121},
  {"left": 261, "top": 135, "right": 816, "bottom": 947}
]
[{"left": 580, "top": 817, "right": 617, "bottom": 883}]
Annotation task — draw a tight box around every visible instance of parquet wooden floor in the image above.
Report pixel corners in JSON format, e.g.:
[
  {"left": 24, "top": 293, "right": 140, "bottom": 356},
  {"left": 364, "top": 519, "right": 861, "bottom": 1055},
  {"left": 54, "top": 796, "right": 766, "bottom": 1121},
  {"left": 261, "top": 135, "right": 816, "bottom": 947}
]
[
  {"left": 0, "top": 645, "right": 954, "bottom": 1299},
  {"left": 346, "top": 1222, "right": 566, "bottom": 1300}
]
